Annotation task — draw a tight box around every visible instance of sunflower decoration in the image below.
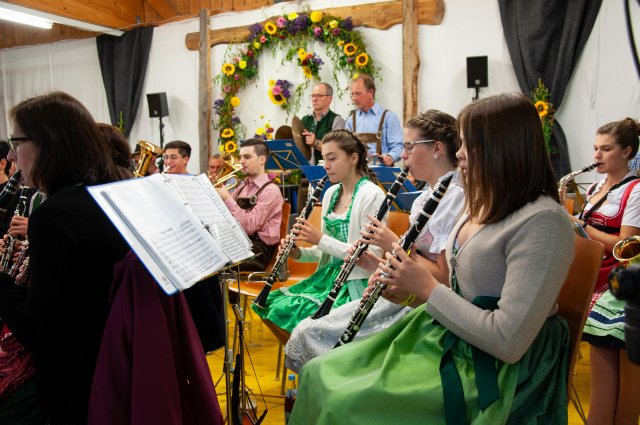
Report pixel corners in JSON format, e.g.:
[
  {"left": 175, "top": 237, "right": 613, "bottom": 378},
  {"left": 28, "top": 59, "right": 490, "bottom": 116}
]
[
  {"left": 302, "top": 66, "right": 313, "bottom": 79},
  {"left": 530, "top": 78, "right": 555, "bottom": 154},
  {"left": 297, "top": 50, "right": 324, "bottom": 80},
  {"left": 221, "top": 63, "right": 235, "bottom": 76},
  {"left": 268, "top": 79, "right": 294, "bottom": 108},
  {"left": 224, "top": 140, "right": 237, "bottom": 154},
  {"left": 355, "top": 53, "right": 369, "bottom": 68},
  {"left": 343, "top": 43, "right": 357, "bottom": 56},
  {"left": 264, "top": 21, "right": 277, "bottom": 35},
  {"left": 220, "top": 128, "right": 235, "bottom": 139},
  {"left": 230, "top": 96, "right": 241, "bottom": 107}
]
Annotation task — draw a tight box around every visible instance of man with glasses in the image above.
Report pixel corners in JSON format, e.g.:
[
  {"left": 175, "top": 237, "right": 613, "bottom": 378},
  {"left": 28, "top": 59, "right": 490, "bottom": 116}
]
[
  {"left": 163, "top": 140, "right": 191, "bottom": 174},
  {"left": 346, "top": 74, "right": 403, "bottom": 166},
  {"left": 301, "top": 82, "right": 346, "bottom": 165}
]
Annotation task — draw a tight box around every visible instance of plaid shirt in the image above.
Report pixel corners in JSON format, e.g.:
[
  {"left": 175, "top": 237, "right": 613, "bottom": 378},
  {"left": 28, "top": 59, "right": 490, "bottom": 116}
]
[{"left": 224, "top": 173, "right": 283, "bottom": 245}]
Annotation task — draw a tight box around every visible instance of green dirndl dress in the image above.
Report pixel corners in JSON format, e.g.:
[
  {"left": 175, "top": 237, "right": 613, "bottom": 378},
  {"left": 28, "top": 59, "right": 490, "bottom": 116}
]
[
  {"left": 252, "top": 178, "right": 370, "bottom": 333},
  {"left": 289, "top": 250, "right": 569, "bottom": 425}
]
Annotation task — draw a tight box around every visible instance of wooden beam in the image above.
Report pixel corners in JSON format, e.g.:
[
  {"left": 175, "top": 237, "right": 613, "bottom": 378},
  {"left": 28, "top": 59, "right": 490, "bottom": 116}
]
[
  {"left": 185, "top": 0, "right": 444, "bottom": 50},
  {"left": 402, "top": 0, "right": 419, "bottom": 123},
  {"left": 198, "top": 9, "right": 212, "bottom": 173},
  {"left": 145, "top": 0, "right": 178, "bottom": 20},
  {"left": 4, "top": 0, "right": 144, "bottom": 29}
]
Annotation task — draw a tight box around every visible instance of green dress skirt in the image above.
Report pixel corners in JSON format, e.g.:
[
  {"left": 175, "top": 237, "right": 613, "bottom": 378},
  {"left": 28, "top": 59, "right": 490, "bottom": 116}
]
[
  {"left": 289, "top": 304, "right": 569, "bottom": 425},
  {"left": 252, "top": 178, "right": 369, "bottom": 333}
]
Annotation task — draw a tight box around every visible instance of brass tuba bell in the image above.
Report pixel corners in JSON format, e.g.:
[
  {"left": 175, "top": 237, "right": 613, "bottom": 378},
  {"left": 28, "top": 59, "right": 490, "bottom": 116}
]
[
  {"left": 612, "top": 236, "right": 640, "bottom": 267},
  {"left": 210, "top": 154, "right": 243, "bottom": 190},
  {"left": 133, "top": 140, "right": 164, "bottom": 178}
]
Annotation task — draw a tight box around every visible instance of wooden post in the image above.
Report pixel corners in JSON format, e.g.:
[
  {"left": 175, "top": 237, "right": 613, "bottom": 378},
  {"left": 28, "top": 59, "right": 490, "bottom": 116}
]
[
  {"left": 403, "top": 0, "right": 419, "bottom": 124},
  {"left": 198, "top": 9, "right": 211, "bottom": 173}
]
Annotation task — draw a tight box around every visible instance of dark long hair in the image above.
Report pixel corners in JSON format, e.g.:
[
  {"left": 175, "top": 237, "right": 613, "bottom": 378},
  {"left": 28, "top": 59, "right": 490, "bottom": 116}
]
[
  {"left": 11, "top": 91, "right": 121, "bottom": 195},
  {"left": 322, "top": 129, "right": 377, "bottom": 183},
  {"left": 458, "top": 93, "right": 558, "bottom": 224}
]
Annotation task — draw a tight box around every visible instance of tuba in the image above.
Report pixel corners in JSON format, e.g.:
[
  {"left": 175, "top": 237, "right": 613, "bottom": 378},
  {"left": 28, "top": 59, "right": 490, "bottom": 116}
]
[
  {"left": 133, "top": 141, "right": 164, "bottom": 177},
  {"left": 210, "top": 155, "right": 243, "bottom": 190}
]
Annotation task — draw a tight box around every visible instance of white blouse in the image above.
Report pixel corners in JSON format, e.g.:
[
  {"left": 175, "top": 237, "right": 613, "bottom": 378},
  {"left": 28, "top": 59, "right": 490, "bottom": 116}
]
[{"left": 585, "top": 171, "right": 640, "bottom": 227}]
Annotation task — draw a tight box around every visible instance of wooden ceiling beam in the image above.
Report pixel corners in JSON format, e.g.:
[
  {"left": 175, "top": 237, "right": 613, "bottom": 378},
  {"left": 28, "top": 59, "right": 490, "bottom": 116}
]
[
  {"left": 2, "top": 0, "right": 145, "bottom": 29},
  {"left": 145, "top": 0, "right": 178, "bottom": 20}
]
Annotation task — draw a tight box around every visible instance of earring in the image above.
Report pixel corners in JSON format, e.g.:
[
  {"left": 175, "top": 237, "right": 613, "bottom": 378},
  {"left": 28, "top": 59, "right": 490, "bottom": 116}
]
[
  {"left": 433, "top": 155, "right": 438, "bottom": 160},
  {"left": 623, "top": 155, "right": 627, "bottom": 158}
]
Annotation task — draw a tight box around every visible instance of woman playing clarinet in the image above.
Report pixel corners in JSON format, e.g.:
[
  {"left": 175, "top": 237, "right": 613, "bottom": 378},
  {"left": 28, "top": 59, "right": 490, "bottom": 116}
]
[
  {"left": 289, "top": 93, "right": 574, "bottom": 425},
  {"left": 252, "top": 130, "right": 385, "bottom": 343}
]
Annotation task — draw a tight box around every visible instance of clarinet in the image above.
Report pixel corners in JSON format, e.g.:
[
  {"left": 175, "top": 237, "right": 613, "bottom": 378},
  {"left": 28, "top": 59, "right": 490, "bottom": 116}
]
[
  {"left": 1, "top": 187, "right": 31, "bottom": 271},
  {"left": 334, "top": 175, "right": 453, "bottom": 348},
  {"left": 311, "top": 167, "right": 410, "bottom": 319},
  {"left": 253, "top": 175, "right": 331, "bottom": 309},
  {"left": 0, "top": 170, "right": 22, "bottom": 223},
  {"left": 9, "top": 241, "right": 29, "bottom": 284}
]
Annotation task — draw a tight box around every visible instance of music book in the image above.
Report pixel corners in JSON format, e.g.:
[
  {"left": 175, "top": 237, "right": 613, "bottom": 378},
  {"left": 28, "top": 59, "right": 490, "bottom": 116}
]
[{"left": 88, "top": 173, "right": 254, "bottom": 295}]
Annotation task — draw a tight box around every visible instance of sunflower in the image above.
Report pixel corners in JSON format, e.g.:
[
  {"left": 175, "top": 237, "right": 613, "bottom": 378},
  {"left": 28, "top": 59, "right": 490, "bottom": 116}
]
[
  {"left": 535, "top": 100, "right": 549, "bottom": 118},
  {"left": 221, "top": 63, "right": 235, "bottom": 76},
  {"left": 355, "top": 52, "right": 369, "bottom": 67},
  {"left": 230, "top": 97, "right": 240, "bottom": 107},
  {"left": 297, "top": 48, "right": 307, "bottom": 61},
  {"left": 302, "top": 66, "right": 313, "bottom": 79},
  {"left": 264, "top": 21, "right": 277, "bottom": 35},
  {"left": 268, "top": 90, "right": 287, "bottom": 106},
  {"left": 310, "top": 11, "right": 323, "bottom": 23},
  {"left": 224, "top": 140, "right": 237, "bottom": 153},
  {"left": 255, "top": 127, "right": 265, "bottom": 136},
  {"left": 221, "top": 128, "right": 234, "bottom": 138},
  {"left": 344, "top": 43, "right": 357, "bottom": 56}
]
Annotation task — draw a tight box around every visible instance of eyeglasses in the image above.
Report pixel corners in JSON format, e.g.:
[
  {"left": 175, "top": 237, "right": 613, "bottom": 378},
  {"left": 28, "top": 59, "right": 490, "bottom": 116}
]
[
  {"left": 402, "top": 140, "right": 435, "bottom": 154},
  {"left": 310, "top": 94, "right": 330, "bottom": 99},
  {"left": 163, "top": 154, "right": 183, "bottom": 161},
  {"left": 6, "top": 136, "right": 31, "bottom": 151}
]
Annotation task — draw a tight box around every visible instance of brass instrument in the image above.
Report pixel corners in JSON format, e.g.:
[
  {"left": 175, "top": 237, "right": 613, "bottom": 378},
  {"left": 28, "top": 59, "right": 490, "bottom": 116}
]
[
  {"left": 613, "top": 236, "right": 640, "bottom": 267},
  {"left": 133, "top": 140, "right": 163, "bottom": 177},
  {"left": 210, "top": 155, "right": 243, "bottom": 190},
  {"left": 558, "top": 163, "right": 598, "bottom": 209}
]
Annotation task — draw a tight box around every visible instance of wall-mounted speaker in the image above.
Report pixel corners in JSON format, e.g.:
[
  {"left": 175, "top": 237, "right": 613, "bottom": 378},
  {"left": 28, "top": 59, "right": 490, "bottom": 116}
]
[
  {"left": 466, "top": 56, "right": 488, "bottom": 88},
  {"left": 146, "top": 92, "right": 169, "bottom": 118}
]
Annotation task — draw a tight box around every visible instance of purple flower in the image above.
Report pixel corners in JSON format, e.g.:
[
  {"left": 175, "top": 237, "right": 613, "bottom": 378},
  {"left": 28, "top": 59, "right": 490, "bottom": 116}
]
[
  {"left": 313, "top": 57, "right": 324, "bottom": 66},
  {"left": 282, "top": 89, "right": 291, "bottom": 99},
  {"left": 289, "top": 15, "right": 309, "bottom": 35},
  {"left": 342, "top": 17, "right": 354, "bottom": 31},
  {"left": 313, "top": 26, "right": 322, "bottom": 36},
  {"left": 231, "top": 116, "right": 241, "bottom": 125},
  {"left": 248, "top": 23, "right": 263, "bottom": 40}
]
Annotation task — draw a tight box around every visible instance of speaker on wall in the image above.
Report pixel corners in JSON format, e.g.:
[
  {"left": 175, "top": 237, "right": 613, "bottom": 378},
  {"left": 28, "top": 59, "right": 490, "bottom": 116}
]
[
  {"left": 147, "top": 92, "right": 169, "bottom": 118},
  {"left": 466, "top": 56, "right": 488, "bottom": 88}
]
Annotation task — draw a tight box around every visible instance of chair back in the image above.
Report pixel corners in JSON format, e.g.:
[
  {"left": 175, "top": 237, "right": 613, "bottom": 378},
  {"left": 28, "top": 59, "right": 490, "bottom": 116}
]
[
  {"left": 286, "top": 205, "right": 322, "bottom": 282},
  {"left": 556, "top": 236, "right": 604, "bottom": 388},
  {"left": 263, "top": 202, "right": 291, "bottom": 271},
  {"left": 387, "top": 210, "right": 410, "bottom": 237}
]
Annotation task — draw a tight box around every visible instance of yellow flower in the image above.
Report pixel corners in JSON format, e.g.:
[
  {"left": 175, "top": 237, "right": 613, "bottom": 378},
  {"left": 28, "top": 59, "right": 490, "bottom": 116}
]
[
  {"left": 255, "top": 127, "right": 265, "bottom": 136},
  {"left": 329, "top": 20, "right": 338, "bottom": 29},
  {"left": 535, "top": 101, "right": 549, "bottom": 118},
  {"left": 337, "top": 40, "right": 345, "bottom": 47},
  {"left": 352, "top": 72, "right": 359, "bottom": 80},
  {"left": 297, "top": 48, "right": 307, "bottom": 61},
  {"left": 221, "top": 63, "right": 235, "bottom": 76},
  {"left": 269, "top": 79, "right": 276, "bottom": 87},
  {"left": 264, "top": 21, "right": 277, "bottom": 35},
  {"left": 253, "top": 42, "right": 261, "bottom": 49},
  {"left": 268, "top": 90, "right": 287, "bottom": 106},
  {"left": 344, "top": 43, "right": 357, "bottom": 56},
  {"left": 238, "top": 60, "right": 247, "bottom": 70},
  {"left": 218, "top": 143, "right": 225, "bottom": 153},
  {"left": 355, "top": 53, "right": 369, "bottom": 67},
  {"left": 302, "top": 66, "right": 313, "bottom": 79},
  {"left": 224, "top": 140, "right": 237, "bottom": 153},
  {"left": 310, "top": 11, "right": 323, "bottom": 23},
  {"left": 230, "top": 96, "right": 240, "bottom": 107},
  {"left": 221, "top": 128, "right": 234, "bottom": 138},
  {"left": 288, "top": 12, "right": 298, "bottom": 21}
]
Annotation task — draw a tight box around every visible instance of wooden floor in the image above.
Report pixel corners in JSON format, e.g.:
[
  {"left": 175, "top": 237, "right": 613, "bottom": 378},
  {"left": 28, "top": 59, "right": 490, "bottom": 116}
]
[{"left": 207, "top": 310, "right": 594, "bottom": 425}]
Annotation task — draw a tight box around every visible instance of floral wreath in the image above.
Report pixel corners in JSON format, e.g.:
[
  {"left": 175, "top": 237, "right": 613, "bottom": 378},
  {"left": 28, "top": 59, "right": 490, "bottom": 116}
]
[{"left": 213, "top": 10, "right": 380, "bottom": 155}]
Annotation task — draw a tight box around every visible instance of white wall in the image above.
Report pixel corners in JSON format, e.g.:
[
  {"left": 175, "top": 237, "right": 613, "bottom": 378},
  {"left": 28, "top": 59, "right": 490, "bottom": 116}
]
[{"left": 0, "top": 0, "right": 638, "bottom": 179}]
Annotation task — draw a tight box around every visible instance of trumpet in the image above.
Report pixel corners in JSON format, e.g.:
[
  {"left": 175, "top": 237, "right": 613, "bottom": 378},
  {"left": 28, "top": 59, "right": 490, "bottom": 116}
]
[
  {"left": 133, "top": 140, "right": 164, "bottom": 177},
  {"left": 210, "top": 155, "right": 243, "bottom": 190}
]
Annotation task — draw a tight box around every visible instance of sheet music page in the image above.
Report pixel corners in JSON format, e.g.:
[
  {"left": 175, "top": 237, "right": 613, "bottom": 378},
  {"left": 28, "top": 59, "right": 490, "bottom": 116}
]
[
  {"left": 165, "top": 174, "right": 252, "bottom": 263},
  {"left": 87, "top": 176, "right": 229, "bottom": 293}
]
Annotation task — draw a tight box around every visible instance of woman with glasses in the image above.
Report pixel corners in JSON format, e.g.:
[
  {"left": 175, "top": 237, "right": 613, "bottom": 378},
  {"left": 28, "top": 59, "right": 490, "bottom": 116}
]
[
  {"left": 252, "top": 130, "right": 385, "bottom": 344},
  {"left": 284, "top": 110, "right": 464, "bottom": 373},
  {"left": 0, "top": 92, "right": 131, "bottom": 425},
  {"left": 288, "top": 93, "right": 574, "bottom": 425}
]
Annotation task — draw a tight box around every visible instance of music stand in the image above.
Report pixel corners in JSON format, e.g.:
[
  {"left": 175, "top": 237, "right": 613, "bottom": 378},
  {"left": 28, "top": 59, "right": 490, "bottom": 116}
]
[
  {"left": 370, "top": 166, "right": 418, "bottom": 211},
  {"left": 266, "top": 139, "right": 310, "bottom": 205},
  {"left": 300, "top": 165, "right": 330, "bottom": 200}
]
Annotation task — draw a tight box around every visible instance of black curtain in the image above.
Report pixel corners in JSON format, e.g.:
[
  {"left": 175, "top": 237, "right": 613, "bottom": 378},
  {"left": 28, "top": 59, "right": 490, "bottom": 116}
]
[
  {"left": 97, "top": 27, "right": 154, "bottom": 137},
  {"left": 498, "top": 0, "right": 602, "bottom": 178}
]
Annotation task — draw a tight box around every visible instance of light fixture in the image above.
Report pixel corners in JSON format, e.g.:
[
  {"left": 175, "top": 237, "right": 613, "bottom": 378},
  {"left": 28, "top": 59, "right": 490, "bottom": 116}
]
[{"left": 0, "top": 6, "right": 53, "bottom": 29}]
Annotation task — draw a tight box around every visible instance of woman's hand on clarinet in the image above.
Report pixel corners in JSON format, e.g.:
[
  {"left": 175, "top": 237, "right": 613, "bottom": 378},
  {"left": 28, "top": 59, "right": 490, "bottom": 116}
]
[
  {"left": 346, "top": 241, "right": 383, "bottom": 272},
  {"left": 292, "top": 217, "right": 322, "bottom": 245},
  {"left": 359, "top": 215, "right": 396, "bottom": 253},
  {"left": 377, "top": 242, "right": 439, "bottom": 301},
  {"left": 279, "top": 235, "right": 300, "bottom": 259},
  {"left": 366, "top": 269, "right": 415, "bottom": 305}
]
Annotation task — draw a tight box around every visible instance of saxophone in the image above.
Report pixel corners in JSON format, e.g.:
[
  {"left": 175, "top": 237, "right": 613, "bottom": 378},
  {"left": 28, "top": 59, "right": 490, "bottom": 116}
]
[
  {"left": 311, "top": 167, "right": 410, "bottom": 319},
  {"left": 558, "top": 163, "right": 598, "bottom": 237},
  {"left": 335, "top": 175, "right": 453, "bottom": 347},
  {"left": 0, "top": 186, "right": 31, "bottom": 271},
  {"left": 253, "top": 175, "right": 331, "bottom": 309}
]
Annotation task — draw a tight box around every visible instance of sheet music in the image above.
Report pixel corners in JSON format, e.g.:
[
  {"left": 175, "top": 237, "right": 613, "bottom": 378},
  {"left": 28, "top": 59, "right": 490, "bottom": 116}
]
[
  {"left": 88, "top": 176, "right": 229, "bottom": 294},
  {"left": 166, "top": 174, "right": 253, "bottom": 263}
]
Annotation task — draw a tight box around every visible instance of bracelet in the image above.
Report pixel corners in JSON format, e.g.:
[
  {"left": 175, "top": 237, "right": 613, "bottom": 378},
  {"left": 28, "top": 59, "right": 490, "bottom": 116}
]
[{"left": 399, "top": 293, "right": 416, "bottom": 306}]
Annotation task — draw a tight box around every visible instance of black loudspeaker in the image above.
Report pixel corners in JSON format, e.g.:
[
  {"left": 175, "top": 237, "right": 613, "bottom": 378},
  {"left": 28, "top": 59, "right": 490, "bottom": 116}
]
[
  {"left": 147, "top": 92, "right": 169, "bottom": 118},
  {"left": 466, "top": 56, "right": 488, "bottom": 88}
]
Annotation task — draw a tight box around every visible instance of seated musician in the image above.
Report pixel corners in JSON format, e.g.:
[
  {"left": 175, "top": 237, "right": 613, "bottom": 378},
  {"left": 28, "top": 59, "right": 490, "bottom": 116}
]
[
  {"left": 251, "top": 130, "right": 385, "bottom": 344},
  {"left": 285, "top": 110, "right": 464, "bottom": 372},
  {"left": 289, "top": 93, "right": 574, "bottom": 425},
  {"left": 216, "top": 138, "right": 284, "bottom": 271},
  {"left": 163, "top": 140, "right": 191, "bottom": 175}
]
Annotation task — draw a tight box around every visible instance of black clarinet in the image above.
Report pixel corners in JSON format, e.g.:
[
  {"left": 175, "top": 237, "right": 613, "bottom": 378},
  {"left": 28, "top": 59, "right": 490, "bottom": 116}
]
[
  {"left": 311, "top": 168, "right": 410, "bottom": 319},
  {"left": 1, "top": 186, "right": 31, "bottom": 271},
  {"left": 253, "top": 175, "right": 331, "bottom": 309},
  {"left": 335, "top": 175, "right": 453, "bottom": 347},
  {"left": 0, "top": 170, "right": 22, "bottom": 223}
]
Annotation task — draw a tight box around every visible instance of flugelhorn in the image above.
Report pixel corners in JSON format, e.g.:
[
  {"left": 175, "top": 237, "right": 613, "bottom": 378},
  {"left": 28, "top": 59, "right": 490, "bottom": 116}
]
[
  {"left": 311, "top": 168, "right": 410, "bottom": 319},
  {"left": 335, "top": 174, "right": 453, "bottom": 348},
  {"left": 253, "top": 175, "right": 330, "bottom": 309},
  {"left": 133, "top": 140, "right": 163, "bottom": 177},
  {"left": 210, "top": 155, "right": 243, "bottom": 190}
]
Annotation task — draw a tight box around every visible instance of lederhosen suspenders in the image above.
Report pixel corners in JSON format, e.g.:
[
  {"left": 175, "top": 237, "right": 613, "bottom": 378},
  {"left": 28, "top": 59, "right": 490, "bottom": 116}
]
[
  {"left": 235, "top": 179, "right": 276, "bottom": 210},
  {"left": 351, "top": 110, "right": 388, "bottom": 155}
]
